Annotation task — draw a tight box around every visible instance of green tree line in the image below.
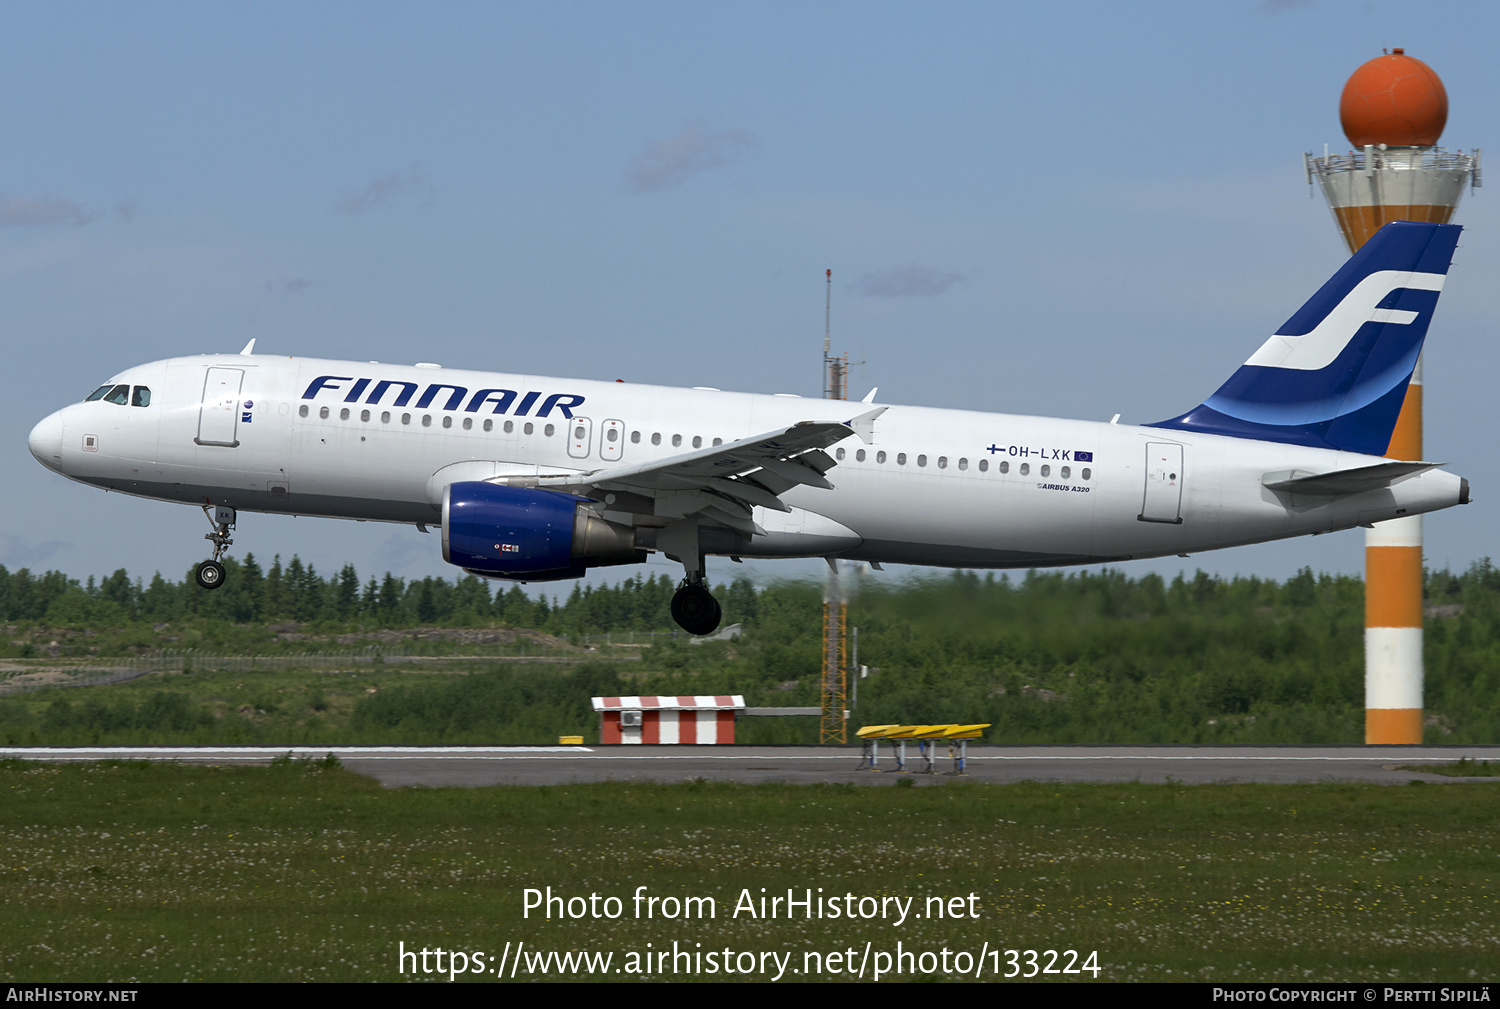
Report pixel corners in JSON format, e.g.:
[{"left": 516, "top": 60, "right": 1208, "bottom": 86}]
[
  {"left": 3, "top": 559, "right": 1498, "bottom": 744},
  {"left": 0, "top": 555, "right": 734, "bottom": 634}
]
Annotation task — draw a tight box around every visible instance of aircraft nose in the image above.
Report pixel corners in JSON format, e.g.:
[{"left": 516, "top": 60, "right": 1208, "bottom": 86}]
[{"left": 28, "top": 411, "right": 65, "bottom": 472}]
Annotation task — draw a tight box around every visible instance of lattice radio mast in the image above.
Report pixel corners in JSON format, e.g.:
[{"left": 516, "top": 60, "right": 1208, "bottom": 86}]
[{"left": 820, "top": 269, "right": 849, "bottom": 742}]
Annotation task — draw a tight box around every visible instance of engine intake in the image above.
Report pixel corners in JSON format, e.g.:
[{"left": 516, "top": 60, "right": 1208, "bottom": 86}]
[{"left": 441, "top": 481, "right": 641, "bottom": 581}]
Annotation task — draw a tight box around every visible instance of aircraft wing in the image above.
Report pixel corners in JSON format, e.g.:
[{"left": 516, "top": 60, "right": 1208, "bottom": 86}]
[{"left": 532, "top": 407, "right": 886, "bottom": 535}]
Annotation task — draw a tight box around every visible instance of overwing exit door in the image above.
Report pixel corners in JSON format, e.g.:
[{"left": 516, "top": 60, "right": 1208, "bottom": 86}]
[{"left": 567, "top": 417, "right": 593, "bottom": 459}]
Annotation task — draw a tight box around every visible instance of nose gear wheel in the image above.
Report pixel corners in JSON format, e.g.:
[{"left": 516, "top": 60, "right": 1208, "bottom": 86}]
[
  {"left": 195, "top": 560, "right": 226, "bottom": 590},
  {"left": 195, "top": 505, "right": 236, "bottom": 592}
]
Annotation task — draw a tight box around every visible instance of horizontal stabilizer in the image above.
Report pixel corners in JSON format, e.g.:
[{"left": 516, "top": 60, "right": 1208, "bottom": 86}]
[{"left": 1263, "top": 460, "right": 1439, "bottom": 497}]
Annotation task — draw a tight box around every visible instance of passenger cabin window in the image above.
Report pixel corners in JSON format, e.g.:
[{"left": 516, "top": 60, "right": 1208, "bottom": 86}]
[
  {"left": 836, "top": 448, "right": 846, "bottom": 461},
  {"left": 319, "top": 406, "right": 330, "bottom": 419},
  {"left": 131, "top": 386, "right": 151, "bottom": 407},
  {"left": 1019, "top": 463, "right": 1030, "bottom": 476},
  {"left": 504, "top": 421, "right": 514, "bottom": 433},
  {"left": 876, "top": 451, "right": 887, "bottom": 463},
  {"left": 978, "top": 459, "right": 988, "bottom": 472},
  {"left": 999, "top": 460, "right": 1009, "bottom": 473},
  {"left": 630, "top": 430, "right": 640, "bottom": 443},
  {"left": 856, "top": 449, "right": 866, "bottom": 462},
  {"left": 483, "top": 419, "right": 492, "bottom": 432},
  {"left": 692, "top": 436, "right": 702, "bottom": 448},
  {"left": 340, "top": 408, "right": 350, "bottom": 420},
  {"left": 897, "top": 453, "right": 907, "bottom": 465},
  {"left": 299, "top": 405, "right": 309, "bottom": 418},
  {"left": 544, "top": 424, "right": 554, "bottom": 437},
  {"left": 524, "top": 422, "right": 534, "bottom": 435},
  {"left": 651, "top": 433, "right": 661, "bottom": 446},
  {"left": 672, "top": 434, "right": 682, "bottom": 447}
]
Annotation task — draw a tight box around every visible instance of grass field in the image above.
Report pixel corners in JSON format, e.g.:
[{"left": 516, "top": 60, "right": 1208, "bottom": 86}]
[
  {"left": 2, "top": 759, "right": 1496, "bottom": 983},
  {"left": 0, "top": 660, "right": 623, "bottom": 746},
  {"left": 1397, "top": 758, "right": 1500, "bottom": 778}
]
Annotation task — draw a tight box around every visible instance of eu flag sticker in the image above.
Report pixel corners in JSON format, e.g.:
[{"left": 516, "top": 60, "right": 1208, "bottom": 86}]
[{"left": 1074, "top": 450, "right": 1093, "bottom": 462}]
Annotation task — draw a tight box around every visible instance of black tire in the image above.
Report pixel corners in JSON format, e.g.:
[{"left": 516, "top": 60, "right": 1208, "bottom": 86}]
[
  {"left": 671, "top": 584, "right": 721, "bottom": 636},
  {"left": 195, "top": 560, "right": 226, "bottom": 591}
]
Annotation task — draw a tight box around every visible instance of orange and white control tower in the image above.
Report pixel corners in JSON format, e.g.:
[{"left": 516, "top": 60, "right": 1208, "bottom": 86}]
[{"left": 1304, "top": 50, "right": 1479, "bottom": 744}]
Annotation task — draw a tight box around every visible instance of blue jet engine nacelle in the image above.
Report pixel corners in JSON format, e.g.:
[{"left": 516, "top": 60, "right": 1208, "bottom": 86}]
[{"left": 441, "top": 481, "right": 642, "bottom": 581}]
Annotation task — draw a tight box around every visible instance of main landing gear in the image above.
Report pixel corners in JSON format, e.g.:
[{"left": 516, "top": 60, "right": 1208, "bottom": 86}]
[
  {"left": 195, "top": 505, "right": 236, "bottom": 591},
  {"left": 671, "top": 574, "right": 722, "bottom": 637},
  {"left": 658, "top": 520, "right": 722, "bottom": 636}
]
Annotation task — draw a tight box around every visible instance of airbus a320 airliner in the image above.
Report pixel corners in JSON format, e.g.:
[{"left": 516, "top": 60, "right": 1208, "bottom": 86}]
[{"left": 28, "top": 222, "right": 1470, "bottom": 634}]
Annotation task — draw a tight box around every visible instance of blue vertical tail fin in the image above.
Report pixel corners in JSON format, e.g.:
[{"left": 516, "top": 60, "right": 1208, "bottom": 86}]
[{"left": 1149, "top": 221, "right": 1461, "bottom": 456}]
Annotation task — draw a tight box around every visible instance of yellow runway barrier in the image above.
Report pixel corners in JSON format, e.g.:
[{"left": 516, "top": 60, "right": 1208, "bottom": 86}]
[{"left": 855, "top": 724, "right": 990, "bottom": 773}]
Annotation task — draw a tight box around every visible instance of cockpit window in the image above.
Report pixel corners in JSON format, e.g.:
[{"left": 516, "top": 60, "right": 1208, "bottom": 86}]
[
  {"left": 85, "top": 384, "right": 114, "bottom": 402},
  {"left": 132, "top": 386, "right": 151, "bottom": 407},
  {"left": 102, "top": 384, "right": 130, "bottom": 406}
]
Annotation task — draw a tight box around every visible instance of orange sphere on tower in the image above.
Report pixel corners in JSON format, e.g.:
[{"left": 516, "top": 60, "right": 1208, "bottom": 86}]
[{"left": 1340, "top": 49, "right": 1448, "bottom": 147}]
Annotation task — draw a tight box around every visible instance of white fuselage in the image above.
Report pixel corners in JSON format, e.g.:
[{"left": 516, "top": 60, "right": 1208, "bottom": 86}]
[{"left": 29, "top": 354, "right": 1467, "bottom": 571}]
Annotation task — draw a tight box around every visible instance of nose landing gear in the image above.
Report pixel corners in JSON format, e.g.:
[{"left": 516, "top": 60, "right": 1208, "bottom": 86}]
[{"left": 196, "top": 505, "right": 235, "bottom": 591}]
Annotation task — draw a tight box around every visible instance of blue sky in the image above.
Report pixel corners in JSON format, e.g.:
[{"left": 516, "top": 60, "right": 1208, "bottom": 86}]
[{"left": 4, "top": 1, "right": 1496, "bottom": 592}]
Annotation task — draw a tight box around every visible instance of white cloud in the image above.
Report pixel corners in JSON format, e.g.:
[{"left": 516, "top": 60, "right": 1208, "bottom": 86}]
[
  {"left": 335, "top": 166, "right": 435, "bottom": 214},
  {"left": 628, "top": 121, "right": 759, "bottom": 192},
  {"left": 0, "top": 533, "right": 70, "bottom": 569},
  {"left": 852, "top": 266, "right": 965, "bottom": 298},
  {"left": 0, "top": 196, "right": 98, "bottom": 227},
  {"left": 266, "top": 277, "right": 313, "bottom": 296}
]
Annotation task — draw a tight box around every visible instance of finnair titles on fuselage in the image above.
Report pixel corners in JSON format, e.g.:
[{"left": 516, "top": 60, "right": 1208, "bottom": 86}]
[{"left": 28, "top": 223, "right": 1471, "bottom": 633}]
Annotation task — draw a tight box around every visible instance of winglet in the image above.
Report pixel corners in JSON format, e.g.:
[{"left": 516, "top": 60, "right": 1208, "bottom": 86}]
[
  {"left": 861, "top": 387, "right": 878, "bottom": 404},
  {"left": 239, "top": 338, "right": 257, "bottom": 357},
  {"left": 845, "top": 406, "right": 888, "bottom": 445}
]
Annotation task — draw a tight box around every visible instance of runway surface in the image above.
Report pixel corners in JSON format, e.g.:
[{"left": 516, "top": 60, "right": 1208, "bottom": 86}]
[{"left": 4, "top": 744, "right": 1500, "bottom": 786}]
